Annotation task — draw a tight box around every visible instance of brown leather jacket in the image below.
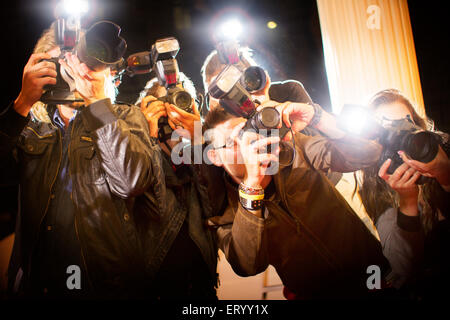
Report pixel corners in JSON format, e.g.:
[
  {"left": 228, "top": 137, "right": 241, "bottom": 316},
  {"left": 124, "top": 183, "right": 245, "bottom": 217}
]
[{"left": 208, "top": 132, "right": 390, "bottom": 298}]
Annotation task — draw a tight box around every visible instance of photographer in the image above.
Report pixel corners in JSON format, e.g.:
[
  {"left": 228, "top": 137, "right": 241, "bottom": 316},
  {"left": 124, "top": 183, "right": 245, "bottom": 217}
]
[
  {"left": 203, "top": 105, "right": 390, "bottom": 299},
  {"left": 358, "top": 89, "right": 450, "bottom": 297},
  {"left": 0, "top": 22, "right": 161, "bottom": 298},
  {"left": 201, "top": 47, "right": 313, "bottom": 116},
  {"left": 200, "top": 47, "right": 381, "bottom": 239},
  {"left": 135, "top": 77, "right": 218, "bottom": 300}
]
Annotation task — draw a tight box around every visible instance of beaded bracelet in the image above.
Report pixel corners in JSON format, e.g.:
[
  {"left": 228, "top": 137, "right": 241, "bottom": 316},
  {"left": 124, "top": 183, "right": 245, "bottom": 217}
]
[{"left": 239, "top": 183, "right": 264, "bottom": 211}]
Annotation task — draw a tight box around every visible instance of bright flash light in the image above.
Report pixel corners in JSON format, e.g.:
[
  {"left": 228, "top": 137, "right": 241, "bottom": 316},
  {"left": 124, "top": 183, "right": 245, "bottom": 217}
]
[
  {"left": 267, "top": 21, "right": 277, "bottom": 29},
  {"left": 340, "top": 105, "right": 370, "bottom": 135},
  {"left": 63, "top": 0, "right": 89, "bottom": 15},
  {"left": 219, "top": 19, "right": 242, "bottom": 39}
]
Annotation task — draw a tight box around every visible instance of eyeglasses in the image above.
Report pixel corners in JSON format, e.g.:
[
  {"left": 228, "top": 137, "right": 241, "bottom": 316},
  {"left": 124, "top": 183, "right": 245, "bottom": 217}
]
[{"left": 212, "top": 137, "right": 236, "bottom": 150}]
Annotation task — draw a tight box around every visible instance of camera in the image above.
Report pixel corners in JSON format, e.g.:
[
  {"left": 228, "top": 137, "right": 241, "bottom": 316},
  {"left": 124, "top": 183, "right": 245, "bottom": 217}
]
[
  {"left": 215, "top": 38, "right": 240, "bottom": 65},
  {"left": 339, "top": 104, "right": 441, "bottom": 184},
  {"left": 40, "top": 20, "right": 127, "bottom": 104},
  {"left": 208, "top": 64, "right": 289, "bottom": 138},
  {"left": 378, "top": 117, "right": 440, "bottom": 184},
  {"left": 149, "top": 37, "right": 193, "bottom": 141}
]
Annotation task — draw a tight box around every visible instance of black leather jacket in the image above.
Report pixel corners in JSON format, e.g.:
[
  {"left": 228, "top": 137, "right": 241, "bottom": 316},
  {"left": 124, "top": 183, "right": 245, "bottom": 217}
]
[{"left": 0, "top": 99, "right": 163, "bottom": 297}]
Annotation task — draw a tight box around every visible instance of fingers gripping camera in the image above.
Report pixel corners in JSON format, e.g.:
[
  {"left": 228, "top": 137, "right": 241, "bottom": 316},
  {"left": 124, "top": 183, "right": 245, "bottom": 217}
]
[{"left": 40, "top": 20, "right": 127, "bottom": 104}]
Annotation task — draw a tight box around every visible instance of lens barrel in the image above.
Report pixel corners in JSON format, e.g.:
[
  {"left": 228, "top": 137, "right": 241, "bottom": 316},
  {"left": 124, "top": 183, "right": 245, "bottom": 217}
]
[{"left": 404, "top": 131, "right": 439, "bottom": 163}]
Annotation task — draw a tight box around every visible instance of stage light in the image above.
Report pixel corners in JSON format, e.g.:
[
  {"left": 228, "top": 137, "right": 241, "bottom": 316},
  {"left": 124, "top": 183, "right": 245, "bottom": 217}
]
[
  {"left": 267, "top": 21, "right": 277, "bottom": 29},
  {"left": 62, "top": 0, "right": 89, "bottom": 16},
  {"left": 219, "top": 19, "right": 242, "bottom": 40}
]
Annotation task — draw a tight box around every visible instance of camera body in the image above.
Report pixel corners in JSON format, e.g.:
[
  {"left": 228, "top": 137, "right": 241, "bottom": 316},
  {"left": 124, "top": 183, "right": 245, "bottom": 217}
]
[
  {"left": 338, "top": 104, "right": 441, "bottom": 185},
  {"left": 378, "top": 117, "right": 441, "bottom": 184},
  {"left": 41, "top": 20, "right": 127, "bottom": 104},
  {"left": 150, "top": 37, "right": 193, "bottom": 141},
  {"left": 209, "top": 64, "right": 289, "bottom": 138}
]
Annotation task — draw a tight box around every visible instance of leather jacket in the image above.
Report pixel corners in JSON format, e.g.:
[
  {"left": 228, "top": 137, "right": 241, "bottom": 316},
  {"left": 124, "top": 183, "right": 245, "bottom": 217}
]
[
  {"left": 0, "top": 99, "right": 164, "bottom": 297},
  {"left": 208, "top": 132, "right": 391, "bottom": 298}
]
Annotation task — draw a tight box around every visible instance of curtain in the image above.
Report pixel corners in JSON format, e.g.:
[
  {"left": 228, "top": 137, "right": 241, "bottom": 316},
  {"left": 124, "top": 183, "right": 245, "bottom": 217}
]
[{"left": 316, "top": 0, "right": 425, "bottom": 118}]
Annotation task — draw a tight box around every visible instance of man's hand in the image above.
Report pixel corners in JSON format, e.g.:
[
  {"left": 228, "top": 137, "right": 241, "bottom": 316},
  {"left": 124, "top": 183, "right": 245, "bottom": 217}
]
[
  {"left": 230, "top": 122, "right": 280, "bottom": 188},
  {"left": 398, "top": 146, "right": 450, "bottom": 190},
  {"left": 59, "top": 52, "right": 108, "bottom": 105},
  {"left": 140, "top": 95, "right": 167, "bottom": 138},
  {"left": 378, "top": 159, "right": 421, "bottom": 215},
  {"left": 166, "top": 100, "right": 201, "bottom": 140},
  {"left": 14, "top": 53, "right": 57, "bottom": 117},
  {"left": 257, "top": 100, "right": 315, "bottom": 141}
]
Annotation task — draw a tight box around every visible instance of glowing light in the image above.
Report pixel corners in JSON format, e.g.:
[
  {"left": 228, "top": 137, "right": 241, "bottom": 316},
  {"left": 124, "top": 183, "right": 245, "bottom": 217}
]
[
  {"left": 219, "top": 19, "right": 242, "bottom": 39},
  {"left": 267, "top": 21, "right": 277, "bottom": 29},
  {"left": 63, "top": 0, "right": 89, "bottom": 15},
  {"left": 341, "top": 107, "right": 369, "bottom": 135}
]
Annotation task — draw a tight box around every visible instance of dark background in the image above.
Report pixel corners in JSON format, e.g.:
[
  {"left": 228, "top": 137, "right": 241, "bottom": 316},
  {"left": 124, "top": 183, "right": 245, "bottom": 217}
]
[{"left": 0, "top": 0, "right": 448, "bottom": 131}]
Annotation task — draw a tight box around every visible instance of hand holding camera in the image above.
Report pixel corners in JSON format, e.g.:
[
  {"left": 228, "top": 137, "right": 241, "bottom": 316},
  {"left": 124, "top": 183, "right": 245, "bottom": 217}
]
[
  {"left": 257, "top": 100, "right": 316, "bottom": 141},
  {"left": 230, "top": 121, "right": 280, "bottom": 189},
  {"left": 58, "top": 52, "right": 108, "bottom": 105},
  {"left": 166, "top": 101, "right": 201, "bottom": 140},
  {"left": 140, "top": 95, "right": 168, "bottom": 138},
  {"left": 14, "top": 53, "right": 57, "bottom": 116},
  {"left": 398, "top": 146, "right": 450, "bottom": 190},
  {"left": 378, "top": 159, "right": 421, "bottom": 215}
]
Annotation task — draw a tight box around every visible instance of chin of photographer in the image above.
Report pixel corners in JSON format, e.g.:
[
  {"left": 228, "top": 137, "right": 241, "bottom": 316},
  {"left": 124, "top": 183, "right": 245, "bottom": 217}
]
[
  {"left": 0, "top": 21, "right": 161, "bottom": 298},
  {"left": 358, "top": 89, "right": 450, "bottom": 298}
]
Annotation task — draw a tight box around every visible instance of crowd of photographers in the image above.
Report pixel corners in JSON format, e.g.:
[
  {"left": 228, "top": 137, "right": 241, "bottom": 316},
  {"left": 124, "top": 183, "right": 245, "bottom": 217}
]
[{"left": 0, "top": 18, "right": 448, "bottom": 300}]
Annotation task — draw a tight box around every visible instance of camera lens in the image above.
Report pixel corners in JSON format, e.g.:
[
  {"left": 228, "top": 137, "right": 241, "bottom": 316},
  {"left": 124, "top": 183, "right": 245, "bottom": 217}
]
[
  {"left": 405, "top": 131, "right": 439, "bottom": 163},
  {"left": 242, "top": 66, "right": 266, "bottom": 92},
  {"left": 173, "top": 90, "right": 192, "bottom": 112},
  {"left": 255, "top": 108, "right": 281, "bottom": 129},
  {"left": 86, "top": 40, "right": 111, "bottom": 62}
]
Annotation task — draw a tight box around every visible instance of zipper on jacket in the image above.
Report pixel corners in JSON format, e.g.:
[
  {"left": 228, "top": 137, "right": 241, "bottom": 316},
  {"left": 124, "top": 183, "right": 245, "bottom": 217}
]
[
  {"left": 29, "top": 128, "right": 63, "bottom": 278},
  {"left": 68, "top": 119, "right": 93, "bottom": 290}
]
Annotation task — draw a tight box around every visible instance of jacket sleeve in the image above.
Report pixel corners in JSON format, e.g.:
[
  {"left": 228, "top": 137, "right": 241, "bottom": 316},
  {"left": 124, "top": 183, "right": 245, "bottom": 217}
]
[
  {"left": 0, "top": 102, "right": 30, "bottom": 186},
  {"left": 208, "top": 201, "right": 269, "bottom": 277},
  {"left": 293, "top": 131, "right": 383, "bottom": 173},
  {"left": 375, "top": 207, "right": 424, "bottom": 289},
  {"left": 80, "top": 98, "right": 162, "bottom": 199}
]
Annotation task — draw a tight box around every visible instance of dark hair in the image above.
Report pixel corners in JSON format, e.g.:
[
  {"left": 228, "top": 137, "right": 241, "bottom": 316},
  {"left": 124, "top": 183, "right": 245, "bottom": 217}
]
[
  {"left": 359, "top": 89, "right": 438, "bottom": 232},
  {"left": 203, "top": 106, "right": 236, "bottom": 133}
]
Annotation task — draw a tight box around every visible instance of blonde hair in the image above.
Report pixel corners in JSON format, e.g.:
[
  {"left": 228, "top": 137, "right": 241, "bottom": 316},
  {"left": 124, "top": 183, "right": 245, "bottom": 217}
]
[
  {"left": 200, "top": 47, "right": 257, "bottom": 93},
  {"left": 135, "top": 72, "right": 197, "bottom": 106}
]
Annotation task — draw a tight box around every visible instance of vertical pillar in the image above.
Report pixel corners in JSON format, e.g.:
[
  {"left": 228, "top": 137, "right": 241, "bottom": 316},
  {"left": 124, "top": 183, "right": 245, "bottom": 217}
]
[{"left": 316, "top": 0, "right": 425, "bottom": 117}]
